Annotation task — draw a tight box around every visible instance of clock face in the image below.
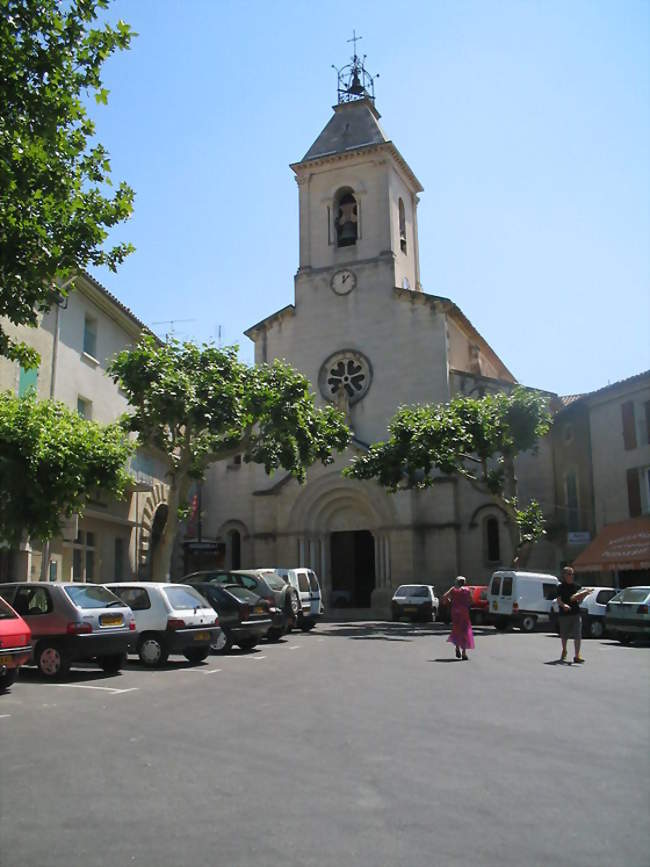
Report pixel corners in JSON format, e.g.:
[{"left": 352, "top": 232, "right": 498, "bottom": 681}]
[{"left": 330, "top": 269, "right": 357, "bottom": 295}]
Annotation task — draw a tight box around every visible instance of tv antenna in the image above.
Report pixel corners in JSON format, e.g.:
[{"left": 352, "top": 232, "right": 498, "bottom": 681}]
[{"left": 151, "top": 318, "right": 196, "bottom": 341}]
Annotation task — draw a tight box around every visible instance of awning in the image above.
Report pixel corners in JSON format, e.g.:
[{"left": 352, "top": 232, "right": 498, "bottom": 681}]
[{"left": 572, "top": 517, "right": 650, "bottom": 572}]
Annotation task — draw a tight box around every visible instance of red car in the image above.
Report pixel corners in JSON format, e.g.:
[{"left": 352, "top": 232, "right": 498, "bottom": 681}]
[
  {"left": 0, "top": 594, "right": 32, "bottom": 691},
  {"left": 439, "top": 585, "right": 489, "bottom": 625}
]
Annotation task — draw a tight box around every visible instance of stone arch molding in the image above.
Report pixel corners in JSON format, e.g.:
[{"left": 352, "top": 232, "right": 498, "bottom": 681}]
[
  {"left": 287, "top": 471, "right": 396, "bottom": 535},
  {"left": 138, "top": 482, "right": 170, "bottom": 572},
  {"left": 216, "top": 519, "right": 250, "bottom": 540}
]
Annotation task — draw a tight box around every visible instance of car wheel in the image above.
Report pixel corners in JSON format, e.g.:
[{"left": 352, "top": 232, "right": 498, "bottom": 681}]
[
  {"left": 98, "top": 653, "right": 125, "bottom": 674},
  {"left": 237, "top": 637, "right": 257, "bottom": 652},
  {"left": 210, "top": 630, "right": 233, "bottom": 654},
  {"left": 0, "top": 668, "right": 18, "bottom": 690},
  {"left": 520, "top": 615, "right": 537, "bottom": 633},
  {"left": 138, "top": 635, "right": 169, "bottom": 667},
  {"left": 588, "top": 619, "right": 605, "bottom": 639},
  {"left": 300, "top": 620, "right": 316, "bottom": 632},
  {"left": 37, "top": 643, "right": 70, "bottom": 678},
  {"left": 184, "top": 648, "right": 209, "bottom": 664},
  {"left": 286, "top": 589, "right": 300, "bottom": 617}
]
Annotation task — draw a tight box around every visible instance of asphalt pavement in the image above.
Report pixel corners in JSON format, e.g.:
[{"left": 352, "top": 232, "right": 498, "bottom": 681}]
[{"left": 0, "top": 623, "right": 648, "bottom": 867}]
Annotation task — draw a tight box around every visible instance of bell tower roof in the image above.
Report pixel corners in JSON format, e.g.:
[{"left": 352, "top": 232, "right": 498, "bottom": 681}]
[{"left": 301, "top": 97, "right": 388, "bottom": 162}]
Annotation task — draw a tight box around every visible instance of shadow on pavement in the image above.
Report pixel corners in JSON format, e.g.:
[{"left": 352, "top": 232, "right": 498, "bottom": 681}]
[
  {"left": 316, "top": 622, "right": 499, "bottom": 642},
  {"left": 17, "top": 665, "right": 125, "bottom": 685}
]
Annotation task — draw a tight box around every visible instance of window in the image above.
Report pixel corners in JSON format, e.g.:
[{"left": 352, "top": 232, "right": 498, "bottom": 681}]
[
  {"left": 83, "top": 315, "right": 97, "bottom": 358},
  {"left": 621, "top": 401, "right": 637, "bottom": 450},
  {"left": 69, "top": 528, "right": 95, "bottom": 582},
  {"left": 64, "top": 585, "right": 120, "bottom": 609},
  {"left": 335, "top": 189, "right": 358, "bottom": 247},
  {"left": 163, "top": 586, "right": 209, "bottom": 610},
  {"left": 490, "top": 575, "right": 501, "bottom": 595},
  {"left": 13, "top": 587, "right": 53, "bottom": 616},
  {"left": 596, "top": 590, "right": 616, "bottom": 605},
  {"left": 626, "top": 467, "right": 650, "bottom": 517},
  {"left": 18, "top": 365, "right": 38, "bottom": 397},
  {"left": 77, "top": 396, "right": 92, "bottom": 419},
  {"left": 297, "top": 571, "right": 310, "bottom": 593},
  {"left": 501, "top": 576, "right": 512, "bottom": 596},
  {"left": 398, "top": 198, "right": 407, "bottom": 253},
  {"left": 543, "top": 583, "right": 559, "bottom": 600},
  {"left": 111, "top": 587, "right": 151, "bottom": 610},
  {"left": 114, "top": 538, "right": 125, "bottom": 581},
  {"left": 485, "top": 517, "right": 501, "bottom": 563},
  {"left": 565, "top": 470, "right": 579, "bottom": 531}
]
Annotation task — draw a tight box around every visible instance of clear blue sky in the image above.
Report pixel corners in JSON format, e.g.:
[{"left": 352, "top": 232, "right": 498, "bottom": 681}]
[{"left": 90, "top": 0, "right": 649, "bottom": 396}]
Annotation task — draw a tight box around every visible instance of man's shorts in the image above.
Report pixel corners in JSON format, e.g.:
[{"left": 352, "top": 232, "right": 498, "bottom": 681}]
[{"left": 559, "top": 614, "right": 582, "bottom": 641}]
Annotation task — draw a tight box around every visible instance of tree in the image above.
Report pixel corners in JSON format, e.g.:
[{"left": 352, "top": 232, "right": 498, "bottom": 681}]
[
  {"left": 0, "top": 391, "right": 134, "bottom": 544},
  {"left": 109, "top": 336, "right": 351, "bottom": 578},
  {"left": 0, "top": 0, "right": 135, "bottom": 368},
  {"left": 344, "top": 387, "right": 553, "bottom": 565}
]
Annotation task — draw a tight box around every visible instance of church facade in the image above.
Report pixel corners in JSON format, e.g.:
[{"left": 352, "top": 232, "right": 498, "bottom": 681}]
[{"left": 201, "top": 60, "right": 558, "bottom": 613}]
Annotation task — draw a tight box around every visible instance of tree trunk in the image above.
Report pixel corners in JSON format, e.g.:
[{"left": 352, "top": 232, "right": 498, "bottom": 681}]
[
  {"left": 154, "top": 474, "right": 190, "bottom": 581},
  {"left": 502, "top": 453, "right": 521, "bottom": 566}
]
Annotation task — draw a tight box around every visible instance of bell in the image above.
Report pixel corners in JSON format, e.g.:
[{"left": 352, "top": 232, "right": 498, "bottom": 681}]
[
  {"left": 338, "top": 220, "right": 357, "bottom": 246},
  {"left": 348, "top": 70, "right": 364, "bottom": 96}
]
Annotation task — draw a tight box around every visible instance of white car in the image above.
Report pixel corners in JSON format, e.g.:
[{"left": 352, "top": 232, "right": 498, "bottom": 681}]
[
  {"left": 604, "top": 586, "right": 650, "bottom": 644},
  {"left": 391, "top": 585, "right": 439, "bottom": 622},
  {"left": 105, "top": 582, "right": 220, "bottom": 666}
]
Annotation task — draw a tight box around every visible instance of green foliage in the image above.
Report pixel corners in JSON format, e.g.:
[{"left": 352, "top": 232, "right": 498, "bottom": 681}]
[
  {"left": 344, "top": 386, "right": 553, "bottom": 554},
  {"left": 0, "top": 0, "right": 135, "bottom": 366},
  {"left": 109, "top": 335, "right": 351, "bottom": 485},
  {"left": 0, "top": 391, "right": 134, "bottom": 543}
]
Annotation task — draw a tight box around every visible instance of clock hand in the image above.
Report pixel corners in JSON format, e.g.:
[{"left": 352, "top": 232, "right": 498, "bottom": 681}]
[{"left": 342, "top": 274, "right": 349, "bottom": 283}]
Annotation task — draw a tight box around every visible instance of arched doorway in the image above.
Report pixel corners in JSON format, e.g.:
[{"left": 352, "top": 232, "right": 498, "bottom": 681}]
[
  {"left": 229, "top": 529, "right": 241, "bottom": 570},
  {"left": 149, "top": 503, "right": 168, "bottom": 580},
  {"left": 330, "top": 529, "right": 375, "bottom": 607}
]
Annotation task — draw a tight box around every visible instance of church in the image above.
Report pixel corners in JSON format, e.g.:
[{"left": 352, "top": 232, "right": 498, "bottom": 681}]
[{"left": 200, "top": 48, "right": 558, "bottom": 615}]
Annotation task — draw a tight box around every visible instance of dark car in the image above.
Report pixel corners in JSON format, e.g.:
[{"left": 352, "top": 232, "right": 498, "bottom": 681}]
[
  {"left": 0, "top": 582, "right": 135, "bottom": 677},
  {"left": 182, "top": 580, "right": 272, "bottom": 653},
  {"left": 181, "top": 570, "right": 299, "bottom": 641}
]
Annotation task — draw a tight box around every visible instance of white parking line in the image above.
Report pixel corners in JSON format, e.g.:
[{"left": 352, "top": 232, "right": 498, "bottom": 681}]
[
  {"left": 0, "top": 714, "right": 11, "bottom": 719},
  {"left": 46, "top": 684, "right": 138, "bottom": 696},
  {"left": 176, "top": 668, "right": 222, "bottom": 675},
  {"left": 289, "top": 645, "right": 300, "bottom": 650}
]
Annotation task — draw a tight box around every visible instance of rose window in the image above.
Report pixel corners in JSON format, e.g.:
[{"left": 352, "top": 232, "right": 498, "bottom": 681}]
[{"left": 318, "top": 350, "right": 372, "bottom": 406}]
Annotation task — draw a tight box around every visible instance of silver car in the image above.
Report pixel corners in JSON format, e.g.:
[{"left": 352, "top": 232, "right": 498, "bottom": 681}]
[
  {"left": 604, "top": 586, "right": 650, "bottom": 644},
  {"left": 0, "top": 582, "right": 135, "bottom": 678}
]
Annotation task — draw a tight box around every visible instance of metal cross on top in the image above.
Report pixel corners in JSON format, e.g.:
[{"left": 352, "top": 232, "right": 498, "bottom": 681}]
[{"left": 347, "top": 30, "right": 362, "bottom": 58}]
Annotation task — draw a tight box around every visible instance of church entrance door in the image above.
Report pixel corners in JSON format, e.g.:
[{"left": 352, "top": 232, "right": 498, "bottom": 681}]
[{"left": 330, "top": 530, "right": 375, "bottom": 608}]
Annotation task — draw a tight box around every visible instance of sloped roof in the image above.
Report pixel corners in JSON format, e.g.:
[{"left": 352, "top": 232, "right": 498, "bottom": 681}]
[
  {"left": 559, "top": 369, "right": 650, "bottom": 411},
  {"left": 301, "top": 98, "right": 388, "bottom": 162}
]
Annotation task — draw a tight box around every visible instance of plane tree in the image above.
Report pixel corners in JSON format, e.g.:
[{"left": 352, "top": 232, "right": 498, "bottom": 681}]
[
  {"left": 109, "top": 336, "right": 350, "bottom": 578},
  {"left": 344, "top": 387, "right": 553, "bottom": 565}
]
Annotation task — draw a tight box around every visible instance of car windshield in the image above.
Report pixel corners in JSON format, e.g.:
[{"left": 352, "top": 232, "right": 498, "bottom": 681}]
[
  {"left": 164, "top": 586, "right": 209, "bottom": 610},
  {"left": 224, "top": 586, "right": 260, "bottom": 603},
  {"left": 0, "top": 596, "right": 17, "bottom": 619},
  {"left": 64, "top": 585, "right": 124, "bottom": 609},
  {"left": 394, "top": 586, "right": 417, "bottom": 597},
  {"left": 612, "top": 587, "right": 650, "bottom": 604}
]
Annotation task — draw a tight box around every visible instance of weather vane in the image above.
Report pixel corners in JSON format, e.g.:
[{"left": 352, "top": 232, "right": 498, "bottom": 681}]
[{"left": 332, "top": 31, "right": 379, "bottom": 104}]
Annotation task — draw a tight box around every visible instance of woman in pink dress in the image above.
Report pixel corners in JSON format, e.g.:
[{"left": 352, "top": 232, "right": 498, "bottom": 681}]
[{"left": 443, "top": 576, "right": 475, "bottom": 660}]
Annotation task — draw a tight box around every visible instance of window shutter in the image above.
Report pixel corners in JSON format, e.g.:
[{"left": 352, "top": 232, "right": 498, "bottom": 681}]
[
  {"left": 627, "top": 468, "right": 641, "bottom": 517},
  {"left": 621, "top": 401, "right": 637, "bottom": 450},
  {"left": 645, "top": 401, "right": 650, "bottom": 445}
]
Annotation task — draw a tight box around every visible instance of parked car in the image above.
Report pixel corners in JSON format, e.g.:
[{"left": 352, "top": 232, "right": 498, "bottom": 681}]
[
  {"left": 391, "top": 585, "right": 439, "bottom": 622},
  {"left": 180, "top": 579, "right": 272, "bottom": 653},
  {"left": 550, "top": 587, "right": 618, "bottom": 638},
  {"left": 265, "top": 568, "right": 323, "bottom": 631},
  {"left": 487, "top": 571, "right": 560, "bottom": 632},
  {"left": 0, "top": 582, "right": 135, "bottom": 677},
  {"left": 0, "top": 595, "right": 32, "bottom": 691},
  {"left": 181, "top": 570, "right": 299, "bottom": 640},
  {"left": 105, "top": 583, "right": 220, "bottom": 666},
  {"left": 439, "top": 585, "right": 488, "bottom": 625},
  {"left": 604, "top": 586, "right": 650, "bottom": 644}
]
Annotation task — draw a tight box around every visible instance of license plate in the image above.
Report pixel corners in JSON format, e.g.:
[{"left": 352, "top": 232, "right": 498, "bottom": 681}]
[
  {"left": 253, "top": 606, "right": 265, "bottom": 615},
  {"left": 404, "top": 606, "right": 417, "bottom": 612},
  {"left": 0, "top": 654, "right": 14, "bottom": 665},
  {"left": 100, "top": 614, "right": 123, "bottom": 627},
  {"left": 492, "top": 602, "right": 498, "bottom": 610},
  {"left": 194, "top": 631, "right": 210, "bottom": 641}
]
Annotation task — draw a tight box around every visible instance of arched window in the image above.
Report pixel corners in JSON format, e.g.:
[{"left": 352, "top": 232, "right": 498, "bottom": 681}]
[
  {"left": 335, "top": 189, "right": 358, "bottom": 247},
  {"left": 229, "top": 529, "right": 241, "bottom": 570},
  {"left": 398, "top": 198, "right": 407, "bottom": 254},
  {"left": 486, "top": 517, "right": 501, "bottom": 563}
]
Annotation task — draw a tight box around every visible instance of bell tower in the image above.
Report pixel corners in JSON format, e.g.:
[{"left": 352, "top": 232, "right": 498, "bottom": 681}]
[{"left": 291, "top": 38, "right": 423, "bottom": 297}]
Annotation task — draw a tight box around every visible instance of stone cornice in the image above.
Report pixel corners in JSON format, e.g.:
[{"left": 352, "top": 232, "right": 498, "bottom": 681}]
[{"left": 244, "top": 304, "right": 296, "bottom": 339}]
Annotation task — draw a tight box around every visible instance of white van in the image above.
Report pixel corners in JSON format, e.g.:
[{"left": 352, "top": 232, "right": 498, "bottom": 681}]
[
  {"left": 272, "top": 568, "right": 323, "bottom": 632},
  {"left": 487, "top": 570, "right": 560, "bottom": 632}
]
